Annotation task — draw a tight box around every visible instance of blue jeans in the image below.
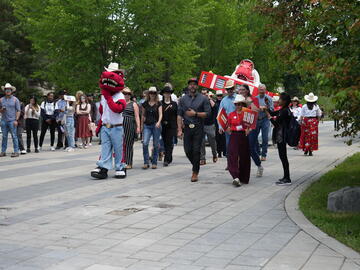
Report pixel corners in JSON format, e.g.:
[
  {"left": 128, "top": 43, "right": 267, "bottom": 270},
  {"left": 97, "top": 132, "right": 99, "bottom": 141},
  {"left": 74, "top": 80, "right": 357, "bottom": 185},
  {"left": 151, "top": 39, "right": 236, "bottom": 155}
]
[
  {"left": 255, "top": 118, "right": 270, "bottom": 157},
  {"left": 143, "top": 124, "right": 161, "bottom": 165},
  {"left": 248, "top": 129, "right": 261, "bottom": 167},
  {"left": 97, "top": 126, "right": 124, "bottom": 171},
  {"left": 1, "top": 120, "right": 19, "bottom": 153},
  {"left": 225, "top": 131, "right": 231, "bottom": 156},
  {"left": 65, "top": 117, "right": 75, "bottom": 148}
]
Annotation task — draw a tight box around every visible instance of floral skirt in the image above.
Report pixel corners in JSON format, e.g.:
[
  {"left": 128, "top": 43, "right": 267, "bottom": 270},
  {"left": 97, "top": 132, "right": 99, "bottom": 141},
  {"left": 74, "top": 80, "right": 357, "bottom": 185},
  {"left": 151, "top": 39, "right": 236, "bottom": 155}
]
[{"left": 299, "top": 118, "right": 319, "bottom": 151}]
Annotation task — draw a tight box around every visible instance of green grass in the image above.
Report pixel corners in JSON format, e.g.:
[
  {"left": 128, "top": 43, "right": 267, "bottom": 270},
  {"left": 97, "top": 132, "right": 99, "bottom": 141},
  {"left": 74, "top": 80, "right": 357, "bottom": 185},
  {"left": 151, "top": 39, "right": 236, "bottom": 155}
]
[{"left": 299, "top": 152, "right": 360, "bottom": 252}]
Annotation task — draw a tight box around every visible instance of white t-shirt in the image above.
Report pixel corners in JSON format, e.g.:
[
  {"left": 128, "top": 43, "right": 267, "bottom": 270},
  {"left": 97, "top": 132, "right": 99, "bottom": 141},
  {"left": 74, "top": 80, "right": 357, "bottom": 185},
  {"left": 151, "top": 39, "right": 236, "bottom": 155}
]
[
  {"left": 101, "top": 92, "right": 124, "bottom": 125},
  {"left": 291, "top": 106, "right": 302, "bottom": 119},
  {"left": 301, "top": 104, "right": 322, "bottom": 118},
  {"left": 40, "top": 101, "right": 55, "bottom": 115}
]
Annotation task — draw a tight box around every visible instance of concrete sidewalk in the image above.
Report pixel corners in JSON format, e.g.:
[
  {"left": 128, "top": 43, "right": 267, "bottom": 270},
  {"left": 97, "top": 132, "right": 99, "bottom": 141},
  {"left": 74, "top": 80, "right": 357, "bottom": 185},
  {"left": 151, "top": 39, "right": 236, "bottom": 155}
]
[{"left": 0, "top": 122, "right": 359, "bottom": 269}]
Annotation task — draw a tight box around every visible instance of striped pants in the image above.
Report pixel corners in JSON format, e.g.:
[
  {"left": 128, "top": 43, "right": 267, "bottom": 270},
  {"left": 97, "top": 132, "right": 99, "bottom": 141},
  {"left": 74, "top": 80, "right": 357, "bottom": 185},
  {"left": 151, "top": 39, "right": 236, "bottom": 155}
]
[{"left": 123, "top": 116, "right": 137, "bottom": 166}]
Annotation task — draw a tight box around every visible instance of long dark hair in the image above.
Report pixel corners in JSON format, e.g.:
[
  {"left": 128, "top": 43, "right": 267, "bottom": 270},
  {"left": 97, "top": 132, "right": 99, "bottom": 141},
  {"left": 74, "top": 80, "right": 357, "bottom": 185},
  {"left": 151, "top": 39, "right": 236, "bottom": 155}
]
[
  {"left": 280, "top": 92, "right": 291, "bottom": 108},
  {"left": 29, "top": 96, "right": 39, "bottom": 110},
  {"left": 239, "top": 84, "right": 251, "bottom": 97},
  {"left": 307, "top": 102, "right": 316, "bottom": 110}
]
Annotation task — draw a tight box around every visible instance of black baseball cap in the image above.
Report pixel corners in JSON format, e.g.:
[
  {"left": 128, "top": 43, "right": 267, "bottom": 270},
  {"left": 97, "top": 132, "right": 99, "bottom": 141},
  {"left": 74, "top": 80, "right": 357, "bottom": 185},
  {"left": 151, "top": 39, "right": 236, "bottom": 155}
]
[{"left": 187, "top": 77, "right": 198, "bottom": 85}]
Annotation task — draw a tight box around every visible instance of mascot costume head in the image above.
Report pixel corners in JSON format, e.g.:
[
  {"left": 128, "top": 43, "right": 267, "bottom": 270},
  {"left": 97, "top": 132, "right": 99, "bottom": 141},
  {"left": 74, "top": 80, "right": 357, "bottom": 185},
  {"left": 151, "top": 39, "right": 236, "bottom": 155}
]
[
  {"left": 231, "top": 59, "right": 261, "bottom": 87},
  {"left": 91, "top": 62, "right": 127, "bottom": 180}
]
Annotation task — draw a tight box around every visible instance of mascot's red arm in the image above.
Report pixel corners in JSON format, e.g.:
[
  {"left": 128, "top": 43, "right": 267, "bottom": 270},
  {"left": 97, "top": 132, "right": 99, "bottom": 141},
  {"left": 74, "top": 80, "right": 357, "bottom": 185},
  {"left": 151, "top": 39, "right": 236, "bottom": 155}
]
[
  {"left": 95, "top": 104, "right": 103, "bottom": 136},
  {"left": 102, "top": 89, "right": 126, "bottom": 113}
]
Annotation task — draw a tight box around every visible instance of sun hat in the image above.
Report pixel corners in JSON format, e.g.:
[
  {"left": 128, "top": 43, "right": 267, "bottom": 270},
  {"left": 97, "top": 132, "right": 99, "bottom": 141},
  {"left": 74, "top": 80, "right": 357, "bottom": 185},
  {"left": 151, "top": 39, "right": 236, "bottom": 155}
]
[
  {"left": 148, "top": 86, "right": 157, "bottom": 93},
  {"left": 187, "top": 77, "right": 198, "bottom": 85},
  {"left": 1, "top": 83, "right": 16, "bottom": 92},
  {"left": 104, "top": 62, "right": 121, "bottom": 72},
  {"left": 224, "top": 80, "right": 235, "bottom": 89},
  {"left": 233, "top": 94, "right": 246, "bottom": 104},
  {"left": 292, "top": 96, "right": 299, "bottom": 101},
  {"left": 304, "top": 92, "right": 318, "bottom": 102},
  {"left": 216, "top": 90, "right": 223, "bottom": 96}
]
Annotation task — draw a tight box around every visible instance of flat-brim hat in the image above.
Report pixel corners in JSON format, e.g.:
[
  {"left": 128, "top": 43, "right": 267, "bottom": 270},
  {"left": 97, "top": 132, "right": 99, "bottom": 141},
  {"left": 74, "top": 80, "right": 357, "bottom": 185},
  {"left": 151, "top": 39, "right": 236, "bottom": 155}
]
[
  {"left": 161, "top": 86, "right": 173, "bottom": 94},
  {"left": 304, "top": 92, "right": 318, "bottom": 102},
  {"left": 1, "top": 83, "right": 16, "bottom": 92}
]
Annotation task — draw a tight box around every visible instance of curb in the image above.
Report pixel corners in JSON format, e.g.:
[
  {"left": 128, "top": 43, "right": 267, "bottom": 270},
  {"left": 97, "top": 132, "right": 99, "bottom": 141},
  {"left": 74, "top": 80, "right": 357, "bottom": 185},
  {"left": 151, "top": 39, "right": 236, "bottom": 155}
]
[{"left": 285, "top": 149, "right": 360, "bottom": 261}]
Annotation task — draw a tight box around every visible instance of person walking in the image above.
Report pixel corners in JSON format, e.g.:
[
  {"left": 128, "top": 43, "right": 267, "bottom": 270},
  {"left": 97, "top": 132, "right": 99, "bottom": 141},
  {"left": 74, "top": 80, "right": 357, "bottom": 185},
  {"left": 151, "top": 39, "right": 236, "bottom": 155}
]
[
  {"left": 24, "top": 97, "right": 40, "bottom": 153},
  {"left": 55, "top": 90, "right": 68, "bottom": 149},
  {"left": 299, "top": 93, "right": 322, "bottom": 156},
  {"left": 161, "top": 86, "right": 178, "bottom": 167},
  {"left": 227, "top": 95, "right": 251, "bottom": 187},
  {"left": 238, "top": 84, "right": 264, "bottom": 177},
  {"left": 64, "top": 99, "right": 76, "bottom": 152},
  {"left": 254, "top": 84, "right": 273, "bottom": 161},
  {"left": 214, "top": 90, "right": 226, "bottom": 158},
  {"left": 39, "top": 92, "right": 57, "bottom": 151},
  {"left": 123, "top": 87, "right": 140, "bottom": 169},
  {"left": 75, "top": 94, "right": 92, "bottom": 148},
  {"left": 290, "top": 97, "right": 302, "bottom": 120},
  {"left": 266, "top": 92, "right": 292, "bottom": 185},
  {"left": 200, "top": 88, "right": 217, "bottom": 165},
  {"left": 0, "top": 83, "right": 20, "bottom": 157},
  {"left": 177, "top": 78, "right": 211, "bottom": 182},
  {"left": 141, "top": 86, "right": 162, "bottom": 169}
]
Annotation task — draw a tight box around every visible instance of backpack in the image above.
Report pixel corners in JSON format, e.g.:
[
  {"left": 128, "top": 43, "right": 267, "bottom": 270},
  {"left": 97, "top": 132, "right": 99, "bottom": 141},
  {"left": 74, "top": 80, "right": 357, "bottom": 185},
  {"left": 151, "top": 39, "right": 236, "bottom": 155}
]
[{"left": 285, "top": 110, "right": 301, "bottom": 147}]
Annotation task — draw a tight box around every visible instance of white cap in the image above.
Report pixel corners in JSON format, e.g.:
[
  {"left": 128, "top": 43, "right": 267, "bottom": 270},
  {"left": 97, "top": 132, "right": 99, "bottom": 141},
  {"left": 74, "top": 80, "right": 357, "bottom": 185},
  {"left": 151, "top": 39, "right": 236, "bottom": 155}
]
[
  {"left": 233, "top": 94, "right": 246, "bottom": 104},
  {"left": 216, "top": 90, "right": 223, "bottom": 95},
  {"left": 148, "top": 86, "right": 157, "bottom": 92}
]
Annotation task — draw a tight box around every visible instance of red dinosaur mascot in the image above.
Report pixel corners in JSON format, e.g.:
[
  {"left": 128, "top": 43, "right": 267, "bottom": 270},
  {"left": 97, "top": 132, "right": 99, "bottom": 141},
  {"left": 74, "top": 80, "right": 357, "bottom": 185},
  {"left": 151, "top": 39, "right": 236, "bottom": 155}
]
[
  {"left": 91, "top": 62, "right": 127, "bottom": 180},
  {"left": 231, "top": 59, "right": 261, "bottom": 87}
]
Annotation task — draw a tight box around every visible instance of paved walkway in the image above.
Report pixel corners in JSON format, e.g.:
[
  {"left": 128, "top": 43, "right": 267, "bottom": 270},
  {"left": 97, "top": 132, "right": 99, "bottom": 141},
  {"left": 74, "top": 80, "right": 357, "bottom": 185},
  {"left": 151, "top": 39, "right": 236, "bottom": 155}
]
[{"left": 0, "top": 122, "right": 359, "bottom": 270}]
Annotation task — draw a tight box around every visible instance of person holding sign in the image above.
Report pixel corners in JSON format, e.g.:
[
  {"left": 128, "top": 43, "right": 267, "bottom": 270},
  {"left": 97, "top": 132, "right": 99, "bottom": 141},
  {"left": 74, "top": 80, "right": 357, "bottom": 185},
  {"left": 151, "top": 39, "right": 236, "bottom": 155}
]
[{"left": 226, "top": 95, "right": 252, "bottom": 187}]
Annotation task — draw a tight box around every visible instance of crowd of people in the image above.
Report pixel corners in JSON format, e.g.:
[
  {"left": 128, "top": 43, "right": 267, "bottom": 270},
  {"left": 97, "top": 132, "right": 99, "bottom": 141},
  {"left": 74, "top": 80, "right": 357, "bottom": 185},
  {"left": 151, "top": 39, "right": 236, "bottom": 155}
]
[{"left": 1, "top": 73, "right": 322, "bottom": 186}]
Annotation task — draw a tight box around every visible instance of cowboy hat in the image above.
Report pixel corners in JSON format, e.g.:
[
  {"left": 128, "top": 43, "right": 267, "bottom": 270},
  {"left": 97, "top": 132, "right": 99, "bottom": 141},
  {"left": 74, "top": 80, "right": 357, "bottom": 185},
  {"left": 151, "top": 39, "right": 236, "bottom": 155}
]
[
  {"left": 304, "top": 92, "right": 318, "bottom": 102},
  {"left": 148, "top": 86, "right": 157, "bottom": 93},
  {"left": 224, "top": 80, "right": 235, "bottom": 89},
  {"left": 122, "top": 87, "right": 132, "bottom": 94},
  {"left": 104, "top": 62, "right": 121, "bottom": 72},
  {"left": 233, "top": 94, "right": 246, "bottom": 104},
  {"left": 1, "top": 83, "right": 16, "bottom": 91},
  {"left": 272, "top": 95, "right": 280, "bottom": 102},
  {"left": 292, "top": 96, "right": 300, "bottom": 101},
  {"left": 216, "top": 90, "right": 223, "bottom": 96}
]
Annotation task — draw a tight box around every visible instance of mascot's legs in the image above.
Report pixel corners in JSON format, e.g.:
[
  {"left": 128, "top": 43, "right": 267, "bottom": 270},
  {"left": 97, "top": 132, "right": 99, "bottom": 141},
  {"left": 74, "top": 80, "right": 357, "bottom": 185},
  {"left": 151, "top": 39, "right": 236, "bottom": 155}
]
[{"left": 91, "top": 126, "right": 126, "bottom": 180}]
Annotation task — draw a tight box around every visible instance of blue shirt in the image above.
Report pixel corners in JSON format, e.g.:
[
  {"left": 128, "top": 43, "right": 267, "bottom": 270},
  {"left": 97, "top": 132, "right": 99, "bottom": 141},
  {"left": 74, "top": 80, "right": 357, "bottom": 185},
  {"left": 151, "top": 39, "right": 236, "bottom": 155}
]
[
  {"left": 0, "top": 96, "right": 20, "bottom": 121},
  {"left": 257, "top": 94, "right": 274, "bottom": 119},
  {"left": 217, "top": 94, "right": 237, "bottom": 130},
  {"left": 55, "top": 99, "right": 67, "bottom": 122}
]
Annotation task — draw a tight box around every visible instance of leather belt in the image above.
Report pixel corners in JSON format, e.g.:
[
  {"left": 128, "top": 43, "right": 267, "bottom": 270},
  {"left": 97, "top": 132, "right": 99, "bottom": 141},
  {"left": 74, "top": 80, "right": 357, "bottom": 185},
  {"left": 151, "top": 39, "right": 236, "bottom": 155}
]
[{"left": 103, "top": 123, "right": 123, "bottom": 128}]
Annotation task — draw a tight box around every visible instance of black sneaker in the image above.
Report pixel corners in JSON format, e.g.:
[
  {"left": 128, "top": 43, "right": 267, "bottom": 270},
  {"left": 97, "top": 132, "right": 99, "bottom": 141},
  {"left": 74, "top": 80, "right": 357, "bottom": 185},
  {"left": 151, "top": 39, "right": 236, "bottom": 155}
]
[
  {"left": 35, "top": 149, "right": 39, "bottom": 153},
  {"left": 276, "top": 178, "right": 292, "bottom": 186},
  {"left": 304, "top": 151, "right": 308, "bottom": 155},
  {"left": 309, "top": 151, "right": 313, "bottom": 156},
  {"left": 26, "top": 149, "right": 31, "bottom": 153},
  {"left": 91, "top": 167, "right": 108, "bottom": 180},
  {"left": 163, "top": 162, "right": 169, "bottom": 167},
  {"left": 115, "top": 168, "right": 127, "bottom": 179}
]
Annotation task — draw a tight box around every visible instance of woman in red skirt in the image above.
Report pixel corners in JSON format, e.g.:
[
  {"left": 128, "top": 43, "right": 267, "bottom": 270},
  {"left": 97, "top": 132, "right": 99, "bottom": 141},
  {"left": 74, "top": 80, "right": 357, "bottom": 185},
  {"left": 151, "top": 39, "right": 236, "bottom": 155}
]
[
  {"left": 75, "top": 94, "right": 92, "bottom": 148},
  {"left": 227, "top": 94, "right": 251, "bottom": 187},
  {"left": 299, "top": 93, "right": 322, "bottom": 156}
]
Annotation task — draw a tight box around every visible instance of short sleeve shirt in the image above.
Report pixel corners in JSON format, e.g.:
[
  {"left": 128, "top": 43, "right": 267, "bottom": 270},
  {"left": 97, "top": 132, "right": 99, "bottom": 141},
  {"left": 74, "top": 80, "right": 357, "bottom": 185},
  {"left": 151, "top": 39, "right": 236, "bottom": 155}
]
[{"left": 0, "top": 96, "right": 20, "bottom": 121}]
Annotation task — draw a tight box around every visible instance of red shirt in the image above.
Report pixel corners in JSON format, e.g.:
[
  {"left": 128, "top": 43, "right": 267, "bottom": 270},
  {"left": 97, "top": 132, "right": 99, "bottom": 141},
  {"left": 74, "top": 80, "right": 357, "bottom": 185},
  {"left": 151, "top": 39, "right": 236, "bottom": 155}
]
[{"left": 227, "top": 111, "right": 246, "bottom": 131}]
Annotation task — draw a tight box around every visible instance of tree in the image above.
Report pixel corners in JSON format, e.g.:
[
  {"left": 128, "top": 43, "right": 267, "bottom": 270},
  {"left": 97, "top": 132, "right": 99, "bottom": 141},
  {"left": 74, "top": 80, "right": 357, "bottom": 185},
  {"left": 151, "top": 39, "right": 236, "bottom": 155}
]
[
  {"left": 258, "top": 0, "right": 360, "bottom": 142},
  {"left": 0, "top": 0, "right": 41, "bottom": 100}
]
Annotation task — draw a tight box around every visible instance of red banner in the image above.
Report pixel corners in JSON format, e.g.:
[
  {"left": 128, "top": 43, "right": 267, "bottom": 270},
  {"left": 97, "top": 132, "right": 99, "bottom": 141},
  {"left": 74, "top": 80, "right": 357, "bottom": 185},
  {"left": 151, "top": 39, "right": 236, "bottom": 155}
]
[{"left": 216, "top": 107, "right": 228, "bottom": 130}]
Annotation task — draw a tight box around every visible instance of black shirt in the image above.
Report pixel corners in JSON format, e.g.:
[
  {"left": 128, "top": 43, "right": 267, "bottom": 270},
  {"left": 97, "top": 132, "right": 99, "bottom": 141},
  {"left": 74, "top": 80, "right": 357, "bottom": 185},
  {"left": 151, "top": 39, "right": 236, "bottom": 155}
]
[
  {"left": 162, "top": 100, "right": 178, "bottom": 129},
  {"left": 204, "top": 101, "right": 216, "bottom": 126},
  {"left": 143, "top": 101, "right": 161, "bottom": 125},
  {"left": 269, "top": 107, "right": 291, "bottom": 144},
  {"left": 178, "top": 92, "right": 211, "bottom": 125}
]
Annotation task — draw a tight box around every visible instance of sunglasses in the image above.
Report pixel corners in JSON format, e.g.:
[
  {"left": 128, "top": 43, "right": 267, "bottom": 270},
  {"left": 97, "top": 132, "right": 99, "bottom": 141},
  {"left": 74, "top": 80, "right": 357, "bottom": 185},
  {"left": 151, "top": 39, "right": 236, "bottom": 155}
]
[
  {"left": 149, "top": 92, "right": 157, "bottom": 95},
  {"left": 124, "top": 93, "right": 131, "bottom": 96},
  {"left": 235, "top": 103, "right": 243, "bottom": 106}
]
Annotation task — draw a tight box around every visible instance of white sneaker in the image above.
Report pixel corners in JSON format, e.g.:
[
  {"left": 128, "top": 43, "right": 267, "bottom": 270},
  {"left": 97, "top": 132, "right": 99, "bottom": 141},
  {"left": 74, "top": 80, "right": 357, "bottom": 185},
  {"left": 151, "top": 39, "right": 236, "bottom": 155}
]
[
  {"left": 67, "top": 148, "right": 74, "bottom": 152},
  {"left": 20, "top": 150, "right": 27, "bottom": 155},
  {"left": 232, "top": 178, "right": 241, "bottom": 187},
  {"left": 50, "top": 147, "right": 55, "bottom": 151},
  {"left": 38, "top": 147, "right": 42, "bottom": 151},
  {"left": 256, "top": 166, "right": 264, "bottom": 177},
  {"left": 89, "top": 143, "right": 92, "bottom": 146},
  {"left": 84, "top": 145, "right": 88, "bottom": 149}
]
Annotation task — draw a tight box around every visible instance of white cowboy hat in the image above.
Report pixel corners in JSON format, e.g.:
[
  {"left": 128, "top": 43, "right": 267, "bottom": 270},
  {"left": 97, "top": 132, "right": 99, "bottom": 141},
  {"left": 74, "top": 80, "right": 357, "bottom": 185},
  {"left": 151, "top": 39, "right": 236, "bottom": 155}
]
[
  {"left": 304, "top": 92, "right": 318, "bottom": 102},
  {"left": 272, "top": 95, "right": 280, "bottom": 102},
  {"left": 104, "top": 62, "right": 121, "bottom": 72},
  {"left": 292, "top": 96, "right": 300, "bottom": 101},
  {"left": 148, "top": 86, "right": 157, "bottom": 92},
  {"left": 233, "top": 94, "right": 246, "bottom": 104},
  {"left": 224, "top": 80, "right": 235, "bottom": 89},
  {"left": 1, "top": 83, "right": 16, "bottom": 91}
]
